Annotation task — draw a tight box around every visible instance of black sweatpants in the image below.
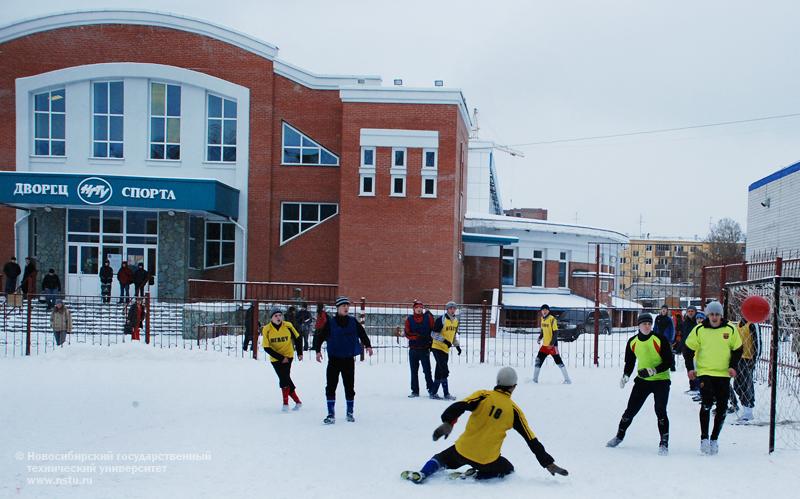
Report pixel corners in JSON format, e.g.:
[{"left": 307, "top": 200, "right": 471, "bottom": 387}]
[
  {"left": 733, "top": 358, "right": 756, "bottom": 409},
  {"left": 326, "top": 356, "right": 355, "bottom": 400},
  {"left": 434, "top": 445, "right": 514, "bottom": 480},
  {"left": 699, "top": 375, "right": 730, "bottom": 440},
  {"left": 433, "top": 349, "right": 450, "bottom": 380},
  {"left": 617, "top": 379, "right": 670, "bottom": 442},
  {"left": 535, "top": 349, "right": 564, "bottom": 367},
  {"left": 271, "top": 360, "right": 296, "bottom": 391}
]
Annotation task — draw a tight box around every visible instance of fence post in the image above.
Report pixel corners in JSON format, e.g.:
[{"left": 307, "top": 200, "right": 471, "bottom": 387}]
[
  {"left": 718, "top": 265, "right": 727, "bottom": 303},
  {"left": 594, "top": 244, "right": 600, "bottom": 367},
  {"left": 700, "top": 266, "right": 707, "bottom": 306},
  {"left": 768, "top": 258, "right": 782, "bottom": 454},
  {"left": 251, "top": 301, "right": 259, "bottom": 360},
  {"left": 359, "top": 297, "right": 366, "bottom": 362},
  {"left": 145, "top": 292, "right": 151, "bottom": 345},
  {"left": 480, "top": 299, "right": 487, "bottom": 364},
  {"left": 25, "top": 297, "right": 32, "bottom": 356}
]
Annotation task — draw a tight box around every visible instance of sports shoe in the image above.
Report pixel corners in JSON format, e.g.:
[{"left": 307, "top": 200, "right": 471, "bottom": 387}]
[
  {"left": 563, "top": 379, "right": 572, "bottom": 385},
  {"left": 738, "top": 407, "right": 754, "bottom": 422},
  {"left": 658, "top": 443, "right": 669, "bottom": 456},
  {"left": 692, "top": 394, "right": 702, "bottom": 402},
  {"left": 606, "top": 436, "right": 623, "bottom": 448},
  {"left": 292, "top": 403, "right": 302, "bottom": 411},
  {"left": 323, "top": 415, "right": 335, "bottom": 425},
  {"left": 700, "top": 439, "right": 711, "bottom": 455},
  {"left": 401, "top": 471, "right": 425, "bottom": 484},
  {"left": 346, "top": 413, "right": 355, "bottom": 422},
  {"left": 709, "top": 440, "right": 719, "bottom": 455},
  {"left": 408, "top": 393, "right": 419, "bottom": 398},
  {"left": 281, "top": 404, "right": 290, "bottom": 412},
  {"left": 444, "top": 394, "right": 456, "bottom": 400},
  {"left": 429, "top": 393, "right": 442, "bottom": 400}
]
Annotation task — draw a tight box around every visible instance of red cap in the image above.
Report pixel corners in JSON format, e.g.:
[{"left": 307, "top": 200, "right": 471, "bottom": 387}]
[{"left": 413, "top": 299, "right": 424, "bottom": 308}]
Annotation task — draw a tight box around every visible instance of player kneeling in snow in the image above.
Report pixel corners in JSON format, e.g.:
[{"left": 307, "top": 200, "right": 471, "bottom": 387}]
[
  {"left": 401, "top": 367, "right": 568, "bottom": 483},
  {"left": 607, "top": 312, "right": 673, "bottom": 455}
]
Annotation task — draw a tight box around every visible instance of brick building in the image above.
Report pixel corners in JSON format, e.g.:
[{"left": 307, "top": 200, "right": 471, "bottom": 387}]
[{"left": 0, "top": 10, "right": 469, "bottom": 303}]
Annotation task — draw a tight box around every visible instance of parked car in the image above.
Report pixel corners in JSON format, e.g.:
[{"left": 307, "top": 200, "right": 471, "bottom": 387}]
[{"left": 555, "top": 309, "right": 612, "bottom": 341}]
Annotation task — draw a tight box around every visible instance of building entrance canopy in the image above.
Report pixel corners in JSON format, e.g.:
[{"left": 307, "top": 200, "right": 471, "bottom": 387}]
[{"left": 0, "top": 171, "right": 239, "bottom": 219}]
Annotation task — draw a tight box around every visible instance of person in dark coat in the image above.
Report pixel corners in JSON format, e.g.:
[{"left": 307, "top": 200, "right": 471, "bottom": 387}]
[
  {"left": 41, "top": 268, "right": 62, "bottom": 309},
  {"left": 403, "top": 299, "right": 436, "bottom": 398},
  {"left": 3, "top": 256, "right": 21, "bottom": 295},
  {"left": 680, "top": 306, "right": 700, "bottom": 394},
  {"left": 20, "top": 257, "right": 38, "bottom": 297},
  {"left": 133, "top": 263, "right": 149, "bottom": 297},
  {"left": 242, "top": 302, "right": 261, "bottom": 352},
  {"left": 99, "top": 260, "right": 114, "bottom": 304},
  {"left": 125, "top": 298, "right": 145, "bottom": 340},
  {"left": 117, "top": 261, "right": 134, "bottom": 303},
  {"left": 296, "top": 302, "right": 313, "bottom": 351}
]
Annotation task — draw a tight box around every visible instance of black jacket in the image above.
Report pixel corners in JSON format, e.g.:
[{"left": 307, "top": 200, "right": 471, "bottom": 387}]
[
  {"left": 133, "top": 268, "right": 149, "bottom": 287},
  {"left": 99, "top": 265, "right": 114, "bottom": 284},
  {"left": 42, "top": 273, "right": 61, "bottom": 291},
  {"left": 3, "top": 261, "right": 21, "bottom": 279},
  {"left": 22, "top": 262, "right": 37, "bottom": 281}
]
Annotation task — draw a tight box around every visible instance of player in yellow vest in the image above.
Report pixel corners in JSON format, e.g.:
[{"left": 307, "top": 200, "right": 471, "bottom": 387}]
[
  {"left": 401, "top": 367, "right": 568, "bottom": 483},
  {"left": 430, "top": 301, "right": 462, "bottom": 400},
  {"left": 261, "top": 307, "right": 304, "bottom": 412},
  {"left": 683, "top": 301, "right": 743, "bottom": 455},
  {"left": 606, "top": 312, "right": 674, "bottom": 454},
  {"left": 731, "top": 318, "right": 760, "bottom": 422},
  {"left": 533, "top": 304, "right": 571, "bottom": 384}
]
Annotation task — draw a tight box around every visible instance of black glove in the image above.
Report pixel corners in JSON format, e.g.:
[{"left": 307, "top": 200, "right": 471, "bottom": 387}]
[
  {"left": 637, "top": 368, "right": 657, "bottom": 378},
  {"left": 443, "top": 339, "right": 452, "bottom": 348},
  {"left": 432, "top": 422, "right": 453, "bottom": 441},
  {"left": 546, "top": 463, "right": 568, "bottom": 476},
  {"left": 455, "top": 345, "right": 462, "bottom": 355}
]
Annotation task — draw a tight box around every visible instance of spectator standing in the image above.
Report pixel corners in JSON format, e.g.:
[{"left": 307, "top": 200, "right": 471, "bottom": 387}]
[
  {"left": 296, "top": 302, "right": 313, "bottom": 351},
  {"left": 3, "top": 256, "right": 21, "bottom": 296},
  {"left": 41, "top": 268, "right": 62, "bottom": 310},
  {"left": 133, "top": 263, "right": 148, "bottom": 297},
  {"left": 50, "top": 299, "right": 72, "bottom": 347},
  {"left": 20, "top": 257, "right": 38, "bottom": 297},
  {"left": 99, "top": 260, "right": 114, "bottom": 304},
  {"left": 117, "top": 261, "right": 133, "bottom": 303}
]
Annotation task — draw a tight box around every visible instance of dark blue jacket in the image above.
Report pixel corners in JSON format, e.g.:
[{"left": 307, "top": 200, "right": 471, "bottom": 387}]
[
  {"left": 405, "top": 312, "right": 434, "bottom": 350},
  {"left": 313, "top": 313, "right": 371, "bottom": 358},
  {"left": 654, "top": 314, "right": 675, "bottom": 343}
]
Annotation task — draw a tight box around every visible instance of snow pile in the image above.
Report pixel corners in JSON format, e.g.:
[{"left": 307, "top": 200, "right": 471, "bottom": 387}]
[{"left": 1, "top": 343, "right": 797, "bottom": 499}]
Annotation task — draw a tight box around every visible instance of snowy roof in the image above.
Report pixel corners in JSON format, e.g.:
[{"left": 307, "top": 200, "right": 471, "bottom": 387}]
[
  {"left": 611, "top": 296, "right": 643, "bottom": 310},
  {"left": 572, "top": 271, "right": 615, "bottom": 278},
  {"left": 465, "top": 212, "right": 628, "bottom": 243}
]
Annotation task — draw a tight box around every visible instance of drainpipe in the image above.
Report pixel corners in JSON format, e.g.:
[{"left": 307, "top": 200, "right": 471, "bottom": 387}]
[
  {"left": 14, "top": 209, "right": 32, "bottom": 259},
  {"left": 228, "top": 217, "right": 247, "bottom": 299}
]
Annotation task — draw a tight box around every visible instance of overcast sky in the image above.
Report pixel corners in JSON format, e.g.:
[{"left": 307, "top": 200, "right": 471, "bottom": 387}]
[{"left": 3, "top": 0, "right": 799, "bottom": 239}]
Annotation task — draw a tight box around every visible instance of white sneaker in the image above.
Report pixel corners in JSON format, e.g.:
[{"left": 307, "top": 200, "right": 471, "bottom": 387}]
[
  {"left": 292, "top": 403, "right": 302, "bottom": 411},
  {"left": 738, "top": 407, "right": 753, "bottom": 422},
  {"left": 281, "top": 404, "right": 290, "bottom": 412},
  {"left": 709, "top": 440, "right": 719, "bottom": 455},
  {"left": 700, "top": 439, "right": 711, "bottom": 455}
]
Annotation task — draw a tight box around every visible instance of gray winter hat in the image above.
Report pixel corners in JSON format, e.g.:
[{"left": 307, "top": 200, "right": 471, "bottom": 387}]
[
  {"left": 269, "top": 307, "right": 283, "bottom": 318},
  {"left": 496, "top": 367, "right": 518, "bottom": 387},
  {"left": 706, "top": 301, "right": 724, "bottom": 316},
  {"left": 687, "top": 305, "right": 697, "bottom": 312},
  {"left": 637, "top": 312, "right": 653, "bottom": 325},
  {"left": 445, "top": 301, "right": 457, "bottom": 309},
  {"left": 335, "top": 296, "right": 350, "bottom": 307}
]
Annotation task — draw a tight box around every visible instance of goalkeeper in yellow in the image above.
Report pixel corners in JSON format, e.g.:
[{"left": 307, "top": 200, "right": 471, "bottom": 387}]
[{"left": 401, "top": 367, "right": 568, "bottom": 483}]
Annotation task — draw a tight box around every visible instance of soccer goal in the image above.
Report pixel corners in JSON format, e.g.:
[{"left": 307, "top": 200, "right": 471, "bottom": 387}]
[{"left": 724, "top": 276, "right": 800, "bottom": 453}]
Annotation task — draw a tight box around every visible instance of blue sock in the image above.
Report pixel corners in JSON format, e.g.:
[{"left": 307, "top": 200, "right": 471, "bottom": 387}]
[
  {"left": 420, "top": 458, "right": 441, "bottom": 476},
  {"left": 346, "top": 399, "right": 354, "bottom": 415},
  {"left": 326, "top": 400, "right": 335, "bottom": 416},
  {"left": 442, "top": 380, "right": 450, "bottom": 396}
]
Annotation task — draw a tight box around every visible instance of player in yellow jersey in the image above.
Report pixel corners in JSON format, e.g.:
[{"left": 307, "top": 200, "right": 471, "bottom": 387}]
[
  {"left": 401, "top": 367, "right": 568, "bottom": 483},
  {"left": 262, "top": 307, "right": 304, "bottom": 412},
  {"left": 430, "top": 301, "right": 462, "bottom": 400},
  {"left": 533, "top": 305, "right": 571, "bottom": 384}
]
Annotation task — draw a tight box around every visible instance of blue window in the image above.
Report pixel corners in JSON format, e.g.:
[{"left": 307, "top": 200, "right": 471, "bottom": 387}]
[
  {"left": 93, "top": 82, "right": 124, "bottom": 158},
  {"left": 33, "top": 89, "right": 66, "bottom": 156},
  {"left": 207, "top": 94, "right": 237, "bottom": 162},
  {"left": 281, "top": 122, "right": 339, "bottom": 166},
  {"left": 150, "top": 83, "right": 181, "bottom": 160}
]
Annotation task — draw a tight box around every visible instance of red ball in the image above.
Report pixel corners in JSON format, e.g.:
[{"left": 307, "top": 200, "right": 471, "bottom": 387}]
[{"left": 741, "top": 295, "right": 770, "bottom": 323}]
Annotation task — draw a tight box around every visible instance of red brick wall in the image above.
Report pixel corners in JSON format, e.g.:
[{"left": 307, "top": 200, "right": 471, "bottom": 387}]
[
  {"left": 463, "top": 256, "right": 500, "bottom": 304},
  {"left": 517, "top": 259, "right": 532, "bottom": 287},
  {"left": 545, "top": 260, "right": 561, "bottom": 288},
  {"left": 337, "top": 103, "right": 464, "bottom": 303},
  {"left": 570, "top": 276, "right": 612, "bottom": 305}
]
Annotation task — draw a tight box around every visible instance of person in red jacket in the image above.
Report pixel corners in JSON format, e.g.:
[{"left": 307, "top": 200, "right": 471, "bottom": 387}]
[{"left": 117, "top": 261, "right": 134, "bottom": 303}]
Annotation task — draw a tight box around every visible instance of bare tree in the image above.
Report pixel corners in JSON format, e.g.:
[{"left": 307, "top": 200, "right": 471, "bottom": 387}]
[{"left": 704, "top": 218, "right": 746, "bottom": 265}]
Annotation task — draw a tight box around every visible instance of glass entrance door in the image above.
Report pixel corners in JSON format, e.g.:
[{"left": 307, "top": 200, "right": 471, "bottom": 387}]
[{"left": 66, "top": 243, "right": 100, "bottom": 296}]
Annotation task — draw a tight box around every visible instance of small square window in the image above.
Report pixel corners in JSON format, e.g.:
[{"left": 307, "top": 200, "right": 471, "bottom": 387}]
[
  {"left": 423, "top": 177, "right": 436, "bottom": 197},
  {"left": 424, "top": 149, "right": 437, "bottom": 168},
  {"left": 393, "top": 148, "right": 406, "bottom": 167},
  {"left": 362, "top": 147, "right": 375, "bottom": 167},
  {"left": 391, "top": 176, "right": 406, "bottom": 196},
  {"left": 360, "top": 174, "right": 374, "bottom": 196}
]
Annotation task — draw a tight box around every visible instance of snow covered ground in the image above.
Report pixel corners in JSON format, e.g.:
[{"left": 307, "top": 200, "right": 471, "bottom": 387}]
[{"left": 1, "top": 344, "right": 797, "bottom": 499}]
